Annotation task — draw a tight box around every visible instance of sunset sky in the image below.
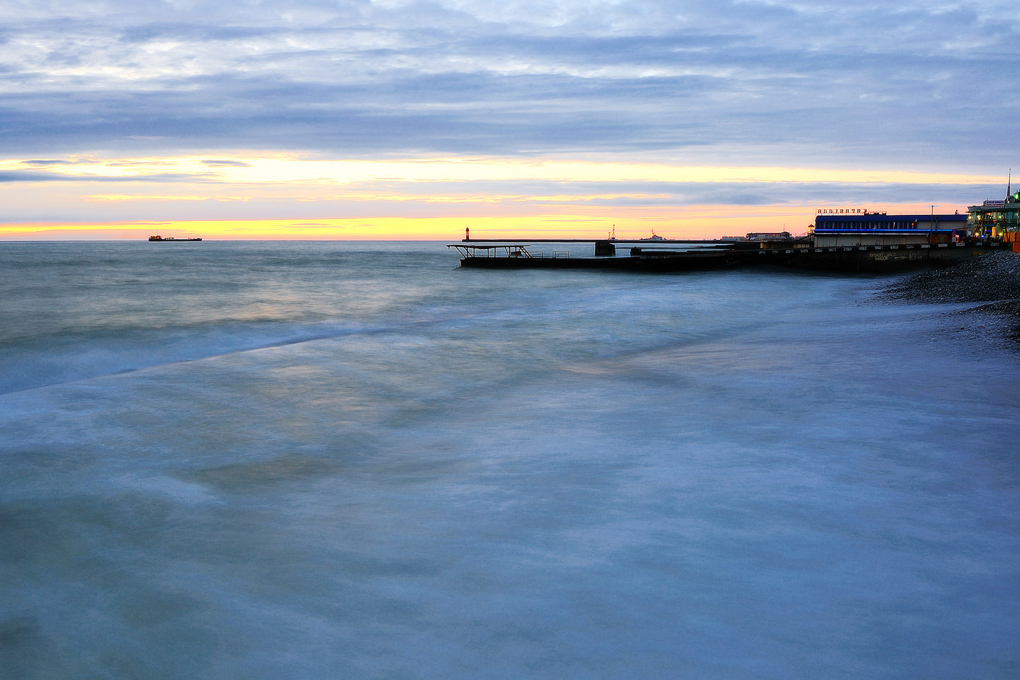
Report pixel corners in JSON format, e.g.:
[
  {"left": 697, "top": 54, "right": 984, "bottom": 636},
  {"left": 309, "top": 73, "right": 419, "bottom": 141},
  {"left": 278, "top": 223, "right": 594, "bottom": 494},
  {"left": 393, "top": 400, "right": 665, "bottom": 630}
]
[{"left": 1, "top": 0, "right": 1017, "bottom": 240}]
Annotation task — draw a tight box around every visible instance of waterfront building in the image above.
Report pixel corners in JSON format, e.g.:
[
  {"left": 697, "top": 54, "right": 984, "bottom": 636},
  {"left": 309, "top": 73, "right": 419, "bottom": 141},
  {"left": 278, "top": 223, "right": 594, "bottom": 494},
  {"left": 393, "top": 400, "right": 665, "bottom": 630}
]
[
  {"left": 811, "top": 211, "right": 968, "bottom": 247},
  {"left": 967, "top": 184, "right": 1020, "bottom": 242},
  {"left": 745, "top": 231, "right": 792, "bottom": 240}
]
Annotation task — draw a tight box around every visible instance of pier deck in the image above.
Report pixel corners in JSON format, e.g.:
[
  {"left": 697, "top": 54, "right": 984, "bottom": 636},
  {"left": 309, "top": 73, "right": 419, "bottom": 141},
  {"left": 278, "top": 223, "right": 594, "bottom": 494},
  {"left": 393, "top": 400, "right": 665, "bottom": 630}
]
[{"left": 449, "top": 241, "right": 1010, "bottom": 274}]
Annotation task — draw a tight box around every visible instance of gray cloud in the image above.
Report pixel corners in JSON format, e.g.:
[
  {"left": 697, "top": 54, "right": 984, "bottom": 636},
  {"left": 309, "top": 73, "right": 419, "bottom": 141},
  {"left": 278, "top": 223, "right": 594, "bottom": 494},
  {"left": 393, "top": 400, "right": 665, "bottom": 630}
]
[
  {"left": 0, "top": 1, "right": 1016, "bottom": 166},
  {"left": 202, "top": 159, "right": 251, "bottom": 167},
  {"left": 0, "top": 170, "right": 79, "bottom": 182},
  {"left": 337, "top": 178, "right": 1005, "bottom": 207},
  {"left": 0, "top": 170, "right": 212, "bottom": 182}
]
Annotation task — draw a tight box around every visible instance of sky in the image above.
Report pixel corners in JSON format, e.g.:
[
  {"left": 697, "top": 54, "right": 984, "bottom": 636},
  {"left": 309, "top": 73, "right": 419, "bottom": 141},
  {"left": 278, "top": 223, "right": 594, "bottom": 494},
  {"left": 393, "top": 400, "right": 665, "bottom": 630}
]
[{"left": 1, "top": 0, "right": 1018, "bottom": 240}]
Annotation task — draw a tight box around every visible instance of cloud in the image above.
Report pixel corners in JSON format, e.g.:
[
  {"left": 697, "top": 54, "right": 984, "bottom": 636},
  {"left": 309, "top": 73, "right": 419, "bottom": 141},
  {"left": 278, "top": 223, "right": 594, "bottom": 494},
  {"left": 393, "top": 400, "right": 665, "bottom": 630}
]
[
  {"left": 0, "top": 170, "right": 78, "bottom": 182},
  {"left": 202, "top": 159, "right": 251, "bottom": 167},
  {"left": 0, "top": 170, "right": 211, "bottom": 182},
  {"left": 0, "top": 1, "right": 1015, "bottom": 168}
]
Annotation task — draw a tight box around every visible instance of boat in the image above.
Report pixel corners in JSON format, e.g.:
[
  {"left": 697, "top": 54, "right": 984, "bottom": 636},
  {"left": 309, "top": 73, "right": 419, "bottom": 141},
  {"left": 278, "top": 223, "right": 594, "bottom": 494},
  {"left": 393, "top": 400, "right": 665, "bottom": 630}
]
[
  {"left": 148, "top": 235, "right": 202, "bottom": 241},
  {"left": 639, "top": 231, "right": 665, "bottom": 241}
]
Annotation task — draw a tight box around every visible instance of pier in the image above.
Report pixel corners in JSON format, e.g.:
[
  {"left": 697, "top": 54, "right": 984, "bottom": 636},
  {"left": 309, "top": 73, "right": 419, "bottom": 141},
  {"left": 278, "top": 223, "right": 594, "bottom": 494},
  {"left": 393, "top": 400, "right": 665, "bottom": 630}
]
[{"left": 448, "top": 239, "right": 1011, "bottom": 273}]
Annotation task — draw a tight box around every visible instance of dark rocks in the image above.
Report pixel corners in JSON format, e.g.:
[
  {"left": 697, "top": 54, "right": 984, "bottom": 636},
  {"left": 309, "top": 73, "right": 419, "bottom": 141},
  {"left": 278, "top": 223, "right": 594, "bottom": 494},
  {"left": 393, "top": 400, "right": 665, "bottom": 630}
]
[
  {"left": 880, "top": 250, "right": 1020, "bottom": 343},
  {"left": 883, "top": 250, "right": 1020, "bottom": 303}
]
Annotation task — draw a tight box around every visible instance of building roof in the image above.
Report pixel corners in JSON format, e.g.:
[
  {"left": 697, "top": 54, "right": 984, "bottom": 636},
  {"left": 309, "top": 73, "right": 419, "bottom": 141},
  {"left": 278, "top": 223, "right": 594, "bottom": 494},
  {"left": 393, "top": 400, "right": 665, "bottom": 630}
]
[{"left": 815, "top": 214, "right": 967, "bottom": 223}]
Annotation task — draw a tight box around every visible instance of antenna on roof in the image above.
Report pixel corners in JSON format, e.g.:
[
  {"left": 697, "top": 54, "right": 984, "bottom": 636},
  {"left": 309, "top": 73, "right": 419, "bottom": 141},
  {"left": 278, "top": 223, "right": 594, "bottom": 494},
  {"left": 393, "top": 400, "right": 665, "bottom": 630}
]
[{"left": 1008, "top": 169, "right": 1012, "bottom": 199}]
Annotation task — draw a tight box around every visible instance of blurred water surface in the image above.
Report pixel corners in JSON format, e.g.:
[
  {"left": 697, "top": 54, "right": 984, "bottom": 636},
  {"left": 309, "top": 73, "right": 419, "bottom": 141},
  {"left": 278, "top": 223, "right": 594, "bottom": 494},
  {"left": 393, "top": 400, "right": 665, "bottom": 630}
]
[{"left": 1, "top": 241, "right": 1018, "bottom": 679}]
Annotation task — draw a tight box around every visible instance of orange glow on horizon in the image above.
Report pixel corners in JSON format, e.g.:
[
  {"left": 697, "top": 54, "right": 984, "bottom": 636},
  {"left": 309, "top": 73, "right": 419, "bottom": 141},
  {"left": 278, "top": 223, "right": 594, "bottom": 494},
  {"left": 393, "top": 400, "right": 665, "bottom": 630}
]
[
  {"left": 0, "top": 202, "right": 969, "bottom": 241},
  {"left": 0, "top": 152, "right": 990, "bottom": 241}
]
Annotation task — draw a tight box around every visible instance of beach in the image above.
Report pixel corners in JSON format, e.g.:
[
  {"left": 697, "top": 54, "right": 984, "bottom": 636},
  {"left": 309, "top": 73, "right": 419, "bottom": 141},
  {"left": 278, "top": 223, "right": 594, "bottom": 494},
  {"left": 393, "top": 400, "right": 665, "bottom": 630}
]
[{"left": 882, "top": 249, "right": 1020, "bottom": 343}]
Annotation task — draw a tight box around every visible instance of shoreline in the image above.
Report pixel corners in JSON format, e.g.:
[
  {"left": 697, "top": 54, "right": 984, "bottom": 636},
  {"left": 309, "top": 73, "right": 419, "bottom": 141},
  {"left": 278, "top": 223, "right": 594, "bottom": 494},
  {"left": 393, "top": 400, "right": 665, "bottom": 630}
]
[{"left": 879, "top": 250, "right": 1020, "bottom": 344}]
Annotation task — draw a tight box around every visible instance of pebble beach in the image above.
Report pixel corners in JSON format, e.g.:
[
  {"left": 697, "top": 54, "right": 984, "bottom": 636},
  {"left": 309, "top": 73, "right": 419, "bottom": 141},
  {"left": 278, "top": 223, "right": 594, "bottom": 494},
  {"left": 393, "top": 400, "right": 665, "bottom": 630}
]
[{"left": 881, "top": 248, "right": 1020, "bottom": 342}]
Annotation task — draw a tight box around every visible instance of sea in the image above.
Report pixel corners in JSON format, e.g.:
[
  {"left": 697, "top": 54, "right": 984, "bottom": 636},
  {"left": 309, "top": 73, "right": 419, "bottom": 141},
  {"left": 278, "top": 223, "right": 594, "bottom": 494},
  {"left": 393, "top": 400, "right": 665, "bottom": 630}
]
[{"left": 1, "top": 240, "right": 1018, "bottom": 679}]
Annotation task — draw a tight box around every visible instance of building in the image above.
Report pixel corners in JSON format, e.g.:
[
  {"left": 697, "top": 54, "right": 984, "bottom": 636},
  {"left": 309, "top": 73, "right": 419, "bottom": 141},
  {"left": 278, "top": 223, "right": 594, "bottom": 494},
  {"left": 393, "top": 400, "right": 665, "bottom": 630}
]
[
  {"left": 811, "top": 211, "right": 968, "bottom": 247},
  {"left": 967, "top": 182, "right": 1020, "bottom": 242},
  {"left": 745, "top": 231, "right": 792, "bottom": 240}
]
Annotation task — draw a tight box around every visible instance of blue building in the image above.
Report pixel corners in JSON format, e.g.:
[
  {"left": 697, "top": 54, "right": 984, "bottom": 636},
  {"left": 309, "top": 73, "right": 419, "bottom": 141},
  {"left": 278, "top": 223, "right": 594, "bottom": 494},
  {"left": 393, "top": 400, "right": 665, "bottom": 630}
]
[{"left": 812, "top": 211, "right": 968, "bottom": 247}]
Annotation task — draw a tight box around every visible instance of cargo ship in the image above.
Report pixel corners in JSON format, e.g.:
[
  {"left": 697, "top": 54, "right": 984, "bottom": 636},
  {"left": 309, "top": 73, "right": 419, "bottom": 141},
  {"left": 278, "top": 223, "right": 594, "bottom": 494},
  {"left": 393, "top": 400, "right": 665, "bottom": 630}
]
[{"left": 148, "top": 235, "right": 202, "bottom": 241}]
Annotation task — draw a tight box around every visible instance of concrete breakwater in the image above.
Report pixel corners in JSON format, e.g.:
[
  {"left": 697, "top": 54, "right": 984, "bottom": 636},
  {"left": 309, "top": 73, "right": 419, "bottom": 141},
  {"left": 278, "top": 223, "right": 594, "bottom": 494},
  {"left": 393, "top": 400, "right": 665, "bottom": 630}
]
[{"left": 455, "top": 242, "right": 1010, "bottom": 274}]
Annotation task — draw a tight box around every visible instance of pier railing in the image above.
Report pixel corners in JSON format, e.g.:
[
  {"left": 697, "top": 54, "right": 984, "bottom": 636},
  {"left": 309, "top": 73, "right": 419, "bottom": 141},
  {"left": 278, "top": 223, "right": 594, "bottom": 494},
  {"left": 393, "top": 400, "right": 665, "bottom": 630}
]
[{"left": 448, "top": 244, "right": 537, "bottom": 259}]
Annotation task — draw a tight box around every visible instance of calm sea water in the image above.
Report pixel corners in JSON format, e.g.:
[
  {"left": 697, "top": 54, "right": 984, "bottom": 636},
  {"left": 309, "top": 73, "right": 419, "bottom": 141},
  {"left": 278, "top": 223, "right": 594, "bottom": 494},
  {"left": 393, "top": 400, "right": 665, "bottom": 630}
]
[{"left": 1, "top": 241, "right": 1018, "bottom": 679}]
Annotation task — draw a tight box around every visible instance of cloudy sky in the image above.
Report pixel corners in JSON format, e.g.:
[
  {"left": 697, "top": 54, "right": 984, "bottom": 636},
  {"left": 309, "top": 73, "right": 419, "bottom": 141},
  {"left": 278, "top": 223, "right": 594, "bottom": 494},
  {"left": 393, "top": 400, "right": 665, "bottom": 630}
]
[{"left": 1, "top": 0, "right": 1017, "bottom": 238}]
